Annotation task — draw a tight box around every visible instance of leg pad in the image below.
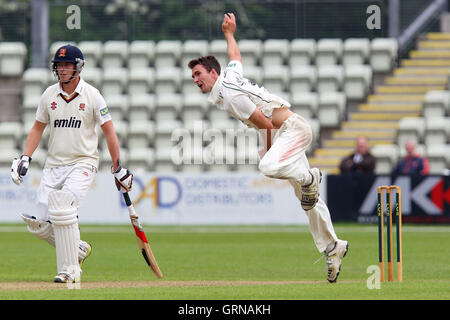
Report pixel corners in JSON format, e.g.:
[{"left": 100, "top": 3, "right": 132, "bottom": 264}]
[
  {"left": 47, "top": 190, "right": 81, "bottom": 278},
  {"left": 21, "top": 214, "right": 55, "bottom": 246}
]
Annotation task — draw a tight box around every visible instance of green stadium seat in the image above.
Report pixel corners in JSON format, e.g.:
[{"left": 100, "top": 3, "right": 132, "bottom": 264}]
[
  {"left": 103, "top": 94, "right": 129, "bottom": 121},
  {"left": 0, "top": 121, "right": 22, "bottom": 150},
  {"left": 82, "top": 67, "right": 102, "bottom": 89},
  {"left": 102, "top": 68, "right": 128, "bottom": 95},
  {"left": 102, "top": 41, "right": 129, "bottom": 68},
  {"left": 154, "top": 40, "right": 182, "bottom": 69},
  {"left": 262, "top": 65, "right": 289, "bottom": 94},
  {"left": 21, "top": 95, "right": 41, "bottom": 124},
  {"left": 371, "top": 144, "right": 399, "bottom": 174},
  {"left": 289, "top": 39, "right": 316, "bottom": 66},
  {"left": 317, "top": 91, "right": 346, "bottom": 127},
  {"left": 154, "top": 145, "right": 177, "bottom": 172},
  {"left": 208, "top": 40, "right": 228, "bottom": 69},
  {"left": 98, "top": 119, "right": 128, "bottom": 150},
  {"left": 396, "top": 117, "right": 425, "bottom": 146},
  {"left": 290, "top": 92, "right": 318, "bottom": 119},
  {"left": 316, "top": 39, "right": 343, "bottom": 66},
  {"left": 154, "top": 67, "right": 181, "bottom": 94},
  {"left": 370, "top": 38, "right": 398, "bottom": 72},
  {"left": 128, "top": 93, "right": 155, "bottom": 122},
  {"left": 0, "top": 42, "right": 27, "bottom": 76},
  {"left": 77, "top": 41, "right": 101, "bottom": 69},
  {"left": 343, "top": 38, "right": 370, "bottom": 66},
  {"left": 22, "top": 68, "right": 52, "bottom": 100},
  {"left": 343, "top": 64, "right": 372, "bottom": 100},
  {"left": 128, "top": 67, "right": 154, "bottom": 95},
  {"left": 289, "top": 65, "right": 317, "bottom": 93},
  {"left": 99, "top": 147, "right": 128, "bottom": 171},
  {"left": 317, "top": 65, "right": 343, "bottom": 93},
  {"left": 181, "top": 93, "right": 209, "bottom": 129},
  {"left": 154, "top": 93, "right": 182, "bottom": 122},
  {"left": 127, "top": 120, "right": 155, "bottom": 149},
  {"left": 182, "top": 40, "right": 208, "bottom": 70},
  {"left": 124, "top": 147, "right": 154, "bottom": 172},
  {"left": 426, "top": 144, "right": 450, "bottom": 174},
  {"left": 154, "top": 119, "right": 182, "bottom": 150},
  {"left": 239, "top": 39, "right": 263, "bottom": 68},
  {"left": 262, "top": 39, "right": 289, "bottom": 67},
  {"left": 423, "top": 90, "right": 450, "bottom": 118},
  {"left": 424, "top": 117, "right": 450, "bottom": 145},
  {"left": 128, "top": 40, "right": 155, "bottom": 69},
  {"left": 0, "top": 148, "right": 20, "bottom": 168}
]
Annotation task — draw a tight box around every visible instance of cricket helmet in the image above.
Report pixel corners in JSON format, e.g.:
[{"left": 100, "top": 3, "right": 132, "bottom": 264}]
[{"left": 51, "top": 44, "right": 85, "bottom": 82}]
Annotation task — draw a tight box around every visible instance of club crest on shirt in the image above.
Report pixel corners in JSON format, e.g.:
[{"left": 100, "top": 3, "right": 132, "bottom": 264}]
[
  {"left": 51, "top": 101, "right": 57, "bottom": 110},
  {"left": 79, "top": 103, "right": 85, "bottom": 111}
]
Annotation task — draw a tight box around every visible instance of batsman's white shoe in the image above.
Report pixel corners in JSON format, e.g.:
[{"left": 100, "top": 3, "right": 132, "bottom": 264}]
[
  {"left": 301, "top": 168, "right": 322, "bottom": 211},
  {"left": 325, "top": 240, "right": 349, "bottom": 283},
  {"left": 53, "top": 272, "right": 75, "bottom": 283},
  {"left": 79, "top": 242, "right": 92, "bottom": 269}
]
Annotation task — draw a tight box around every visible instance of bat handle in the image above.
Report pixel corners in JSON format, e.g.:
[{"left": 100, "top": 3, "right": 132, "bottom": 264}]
[{"left": 123, "top": 192, "right": 132, "bottom": 207}]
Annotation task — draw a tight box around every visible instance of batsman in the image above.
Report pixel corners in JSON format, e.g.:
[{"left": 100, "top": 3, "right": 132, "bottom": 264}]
[{"left": 10, "top": 44, "right": 133, "bottom": 283}]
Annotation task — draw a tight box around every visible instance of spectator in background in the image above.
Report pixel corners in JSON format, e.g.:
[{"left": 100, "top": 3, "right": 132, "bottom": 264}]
[
  {"left": 392, "top": 140, "right": 429, "bottom": 175},
  {"left": 339, "top": 136, "right": 376, "bottom": 174}
]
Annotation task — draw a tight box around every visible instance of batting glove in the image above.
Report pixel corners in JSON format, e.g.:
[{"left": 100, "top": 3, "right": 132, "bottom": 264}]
[
  {"left": 112, "top": 162, "right": 133, "bottom": 193},
  {"left": 11, "top": 155, "right": 32, "bottom": 186}
]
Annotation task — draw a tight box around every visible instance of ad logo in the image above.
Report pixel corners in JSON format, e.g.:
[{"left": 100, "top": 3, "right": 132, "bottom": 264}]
[
  {"left": 132, "top": 176, "right": 182, "bottom": 209},
  {"left": 359, "top": 176, "right": 450, "bottom": 220}
]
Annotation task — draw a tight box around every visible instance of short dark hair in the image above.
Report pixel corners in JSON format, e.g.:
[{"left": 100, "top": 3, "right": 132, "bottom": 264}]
[{"left": 188, "top": 55, "right": 221, "bottom": 75}]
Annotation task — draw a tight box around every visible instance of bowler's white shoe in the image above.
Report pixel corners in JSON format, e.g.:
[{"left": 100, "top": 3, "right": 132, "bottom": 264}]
[
  {"left": 325, "top": 240, "right": 349, "bottom": 283},
  {"left": 54, "top": 272, "right": 75, "bottom": 283},
  {"left": 301, "top": 168, "right": 322, "bottom": 211}
]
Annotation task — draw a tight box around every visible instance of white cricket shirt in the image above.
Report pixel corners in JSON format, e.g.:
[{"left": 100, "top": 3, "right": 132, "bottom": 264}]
[
  {"left": 208, "top": 60, "right": 290, "bottom": 129},
  {"left": 35, "top": 77, "right": 112, "bottom": 169}
]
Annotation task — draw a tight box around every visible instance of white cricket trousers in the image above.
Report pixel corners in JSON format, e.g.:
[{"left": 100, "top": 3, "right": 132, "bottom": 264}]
[
  {"left": 258, "top": 113, "right": 338, "bottom": 252},
  {"left": 34, "top": 162, "right": 97, "bottom": 221}
]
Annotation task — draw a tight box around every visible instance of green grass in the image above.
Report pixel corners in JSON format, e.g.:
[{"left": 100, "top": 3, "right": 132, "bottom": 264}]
[{"left": 0, "top": 224, "right": 449, "bottom": 300}]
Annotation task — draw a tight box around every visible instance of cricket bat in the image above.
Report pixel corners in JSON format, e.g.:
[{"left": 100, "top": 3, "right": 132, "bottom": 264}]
[{"left": 123, "top": 192, "right": 163, "bottom": 278}]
